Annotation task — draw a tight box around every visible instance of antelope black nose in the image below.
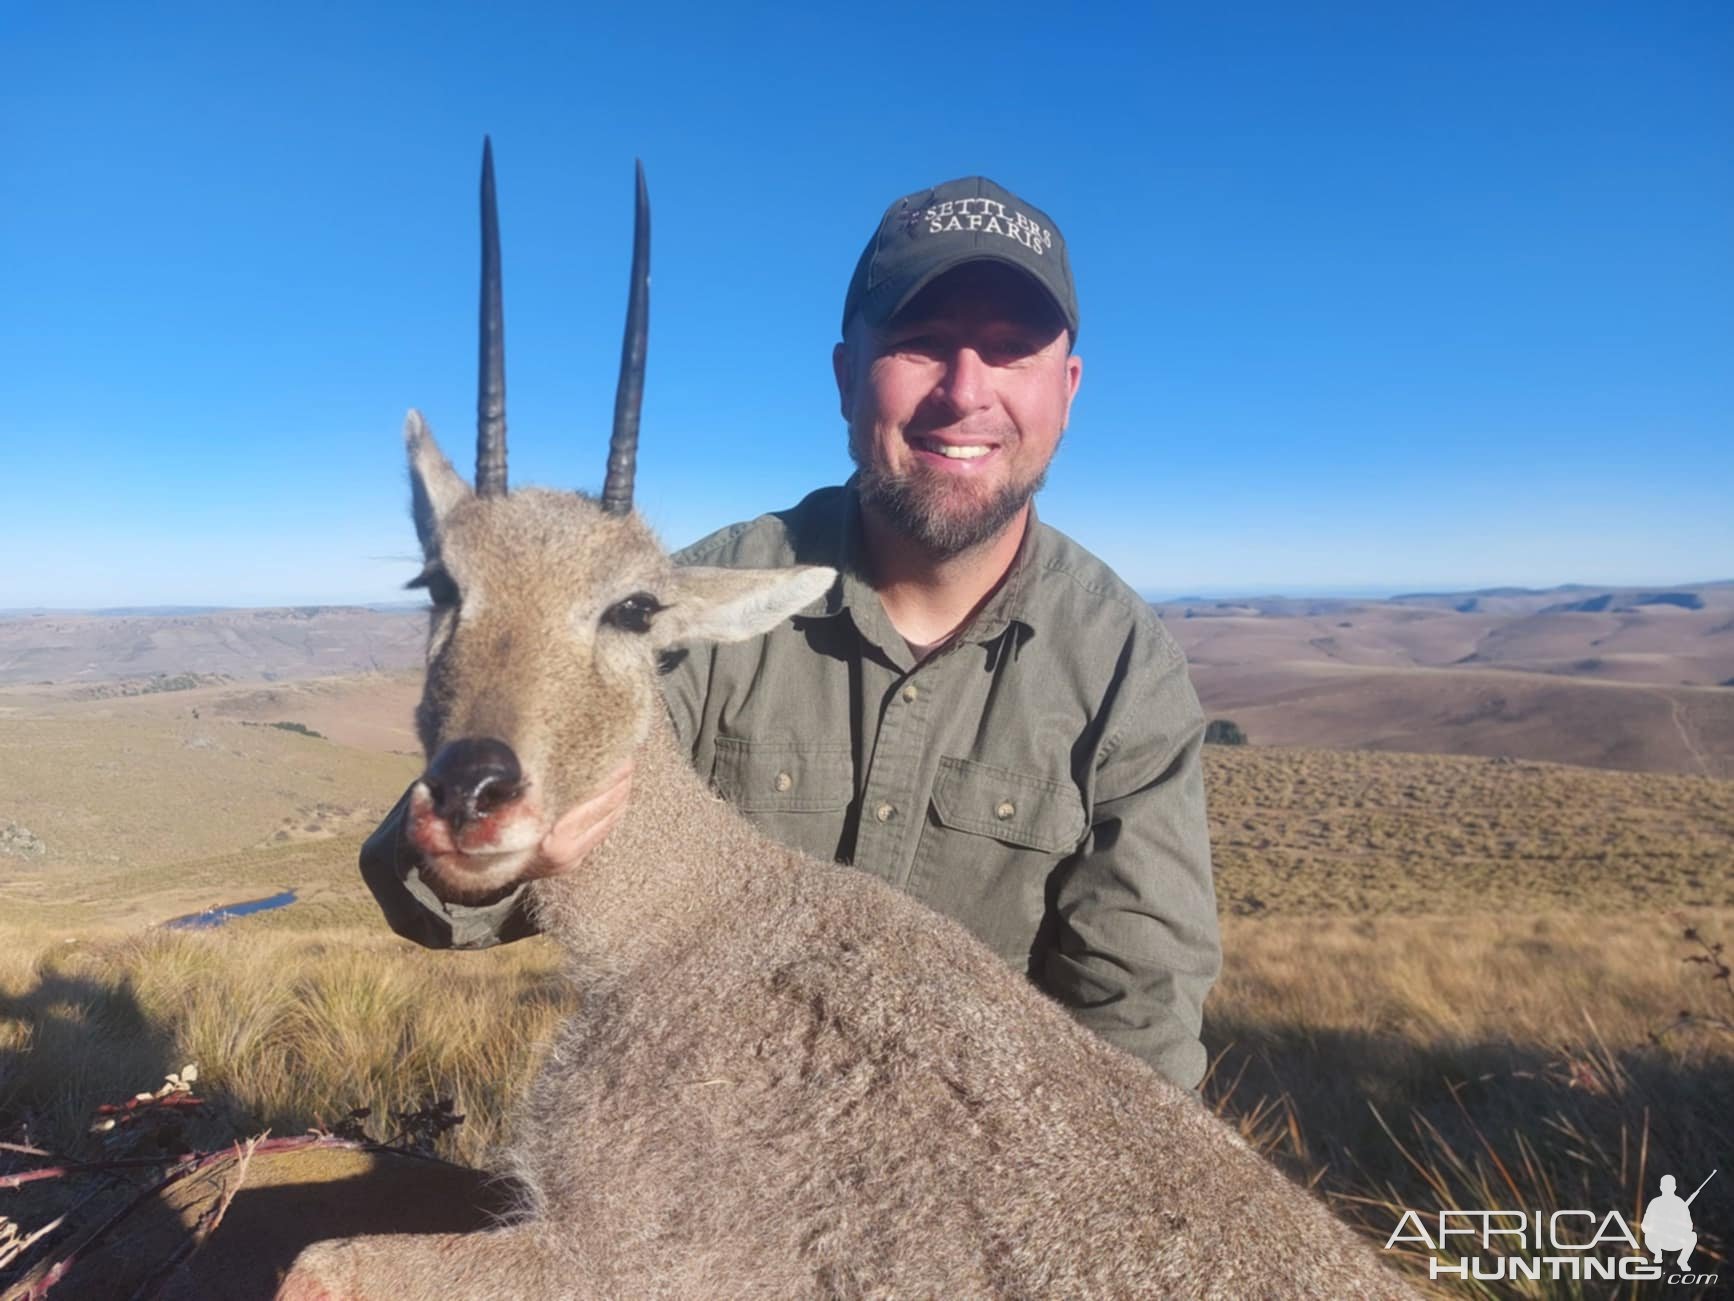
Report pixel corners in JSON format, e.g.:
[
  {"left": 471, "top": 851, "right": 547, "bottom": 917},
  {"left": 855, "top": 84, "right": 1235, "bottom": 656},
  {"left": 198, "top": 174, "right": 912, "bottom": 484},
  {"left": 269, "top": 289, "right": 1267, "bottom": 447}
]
[{"left": 424, "top": 737, "right": 524, "bottom": 829}]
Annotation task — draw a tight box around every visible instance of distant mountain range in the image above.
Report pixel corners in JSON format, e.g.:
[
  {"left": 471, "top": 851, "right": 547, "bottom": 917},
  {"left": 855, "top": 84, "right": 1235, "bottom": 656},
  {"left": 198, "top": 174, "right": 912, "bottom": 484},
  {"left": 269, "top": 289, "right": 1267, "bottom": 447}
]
[
  {"left": 3, "top": 582, "right": 1728, "bottom": 778},
  {"left": 1145, "top": 579, "right": 1733, "bottom": 778},
  {"left": 1149, "top": 579, "right": 1734, "bottom": 620},
  {"left": 0, "top": 603, "right": 423, "bottom": 618},
  {"left": 0, "top": 606, "right": 427, "bottom": 687},
  {"left": 3, "top": 582, "right": 1731, "bottom": 691}
]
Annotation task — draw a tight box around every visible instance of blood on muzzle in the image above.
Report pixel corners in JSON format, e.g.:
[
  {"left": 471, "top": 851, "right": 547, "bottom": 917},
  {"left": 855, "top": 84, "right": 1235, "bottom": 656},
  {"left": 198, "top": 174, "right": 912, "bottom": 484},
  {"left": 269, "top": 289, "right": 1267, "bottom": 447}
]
[{"left": 424, "top": 737, "right": 525, "bottom": 830}]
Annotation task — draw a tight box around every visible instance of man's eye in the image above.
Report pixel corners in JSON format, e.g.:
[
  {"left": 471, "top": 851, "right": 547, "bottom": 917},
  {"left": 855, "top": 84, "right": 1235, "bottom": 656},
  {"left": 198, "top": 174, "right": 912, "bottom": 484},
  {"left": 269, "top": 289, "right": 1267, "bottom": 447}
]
[
  {"left": 889, "top": 334, "right": 942, "bottom": 357},
  {"left": 602, "top": 591, "right": 664, "bottom": 633},
  {"left": 982, "top": 335, "right": 1041, "bottom": 364}
]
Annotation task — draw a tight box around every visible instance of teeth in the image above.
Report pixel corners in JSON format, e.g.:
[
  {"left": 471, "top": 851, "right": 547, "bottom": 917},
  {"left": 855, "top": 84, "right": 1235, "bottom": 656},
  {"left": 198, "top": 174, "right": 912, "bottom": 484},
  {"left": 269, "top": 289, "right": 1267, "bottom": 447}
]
[{"left": 917, "top": 441, "right": 991, "bottom": 460}]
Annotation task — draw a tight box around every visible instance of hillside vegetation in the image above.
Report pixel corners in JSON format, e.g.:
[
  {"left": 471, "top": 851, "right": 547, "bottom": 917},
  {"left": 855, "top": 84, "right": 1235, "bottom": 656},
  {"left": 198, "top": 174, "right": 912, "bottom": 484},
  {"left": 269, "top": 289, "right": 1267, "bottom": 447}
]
[{"left": 3, "top": 728, "right": 1731, "bottom": 1294}]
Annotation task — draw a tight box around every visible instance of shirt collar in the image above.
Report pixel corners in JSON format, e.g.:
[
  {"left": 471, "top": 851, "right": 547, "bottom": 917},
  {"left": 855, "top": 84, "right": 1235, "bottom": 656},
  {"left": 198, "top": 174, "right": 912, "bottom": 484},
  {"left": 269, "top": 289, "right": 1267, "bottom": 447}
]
[{"left": 813, "top": 477, "right": 1039, "bottom": 655}]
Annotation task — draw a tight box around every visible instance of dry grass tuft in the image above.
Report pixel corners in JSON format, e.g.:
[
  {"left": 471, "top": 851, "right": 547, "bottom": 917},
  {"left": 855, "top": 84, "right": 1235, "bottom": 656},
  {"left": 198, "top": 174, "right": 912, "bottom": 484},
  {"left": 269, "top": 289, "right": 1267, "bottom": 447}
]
[
  {"left": 0, "top": 924, "right": 567, "bottom": 1171},
  {"left": 1204, "top": 910, "right": 1732, "bottom": 1295}
]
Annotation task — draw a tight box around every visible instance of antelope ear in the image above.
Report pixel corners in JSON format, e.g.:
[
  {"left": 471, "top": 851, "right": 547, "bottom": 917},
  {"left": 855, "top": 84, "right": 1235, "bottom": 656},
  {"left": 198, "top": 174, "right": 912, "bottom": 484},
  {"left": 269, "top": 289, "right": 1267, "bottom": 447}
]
[
  {"left": 654, "top": 565, "right": 837, "bottom": 647},
  {"left": 405, "top": 410, "right": 473, "bottom": 553}
]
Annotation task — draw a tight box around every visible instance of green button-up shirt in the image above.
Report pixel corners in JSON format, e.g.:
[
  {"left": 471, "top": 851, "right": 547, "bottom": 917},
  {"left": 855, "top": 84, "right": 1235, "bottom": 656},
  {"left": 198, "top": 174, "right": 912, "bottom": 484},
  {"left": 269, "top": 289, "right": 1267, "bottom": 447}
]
[{"left": 362, "top": 481, "right": 1221, "bottom": 1090}]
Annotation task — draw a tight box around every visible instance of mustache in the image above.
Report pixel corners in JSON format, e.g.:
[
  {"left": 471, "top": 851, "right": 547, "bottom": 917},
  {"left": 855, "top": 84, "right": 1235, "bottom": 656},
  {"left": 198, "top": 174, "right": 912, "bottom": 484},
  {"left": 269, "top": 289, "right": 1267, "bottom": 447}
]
[
  {"left": 901, "top": 389, "right": 1018, "bottom": 443},
  {"left": 903, "top": 414, "right": 1017, "bottom": 444}
]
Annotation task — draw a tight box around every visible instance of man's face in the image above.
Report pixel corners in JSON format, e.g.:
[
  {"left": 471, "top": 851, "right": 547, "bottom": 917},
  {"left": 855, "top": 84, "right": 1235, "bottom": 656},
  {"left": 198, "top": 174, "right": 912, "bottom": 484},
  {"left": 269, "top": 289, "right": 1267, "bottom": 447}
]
[{"left": 834, "top": 261, "right": 1083, "bottom": 559}]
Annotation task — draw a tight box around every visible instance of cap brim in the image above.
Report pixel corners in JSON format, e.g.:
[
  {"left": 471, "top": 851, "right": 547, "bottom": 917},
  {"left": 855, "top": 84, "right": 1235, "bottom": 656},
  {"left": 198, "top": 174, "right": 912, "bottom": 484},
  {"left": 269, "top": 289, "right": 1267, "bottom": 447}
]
[{"left": 867, "top": 249, "right": 1077, "bottom": 337}]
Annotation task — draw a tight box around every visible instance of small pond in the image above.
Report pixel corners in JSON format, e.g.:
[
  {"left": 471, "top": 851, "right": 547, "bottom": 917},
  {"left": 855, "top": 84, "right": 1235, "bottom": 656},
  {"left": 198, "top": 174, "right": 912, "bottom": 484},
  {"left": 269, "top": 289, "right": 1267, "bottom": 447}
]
[{"left": 164, "top": 890, "right": 298, "bottom": 930}]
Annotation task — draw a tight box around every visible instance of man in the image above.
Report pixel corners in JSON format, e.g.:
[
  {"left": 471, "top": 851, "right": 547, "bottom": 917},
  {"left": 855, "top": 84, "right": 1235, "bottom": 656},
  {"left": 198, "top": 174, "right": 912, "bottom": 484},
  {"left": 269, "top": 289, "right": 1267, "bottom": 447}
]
[
  {"left": 1641, "top": 1174, "right": 1704, "bottom": 1269},
  {"left": 361, "top": 176, "right": 1222, "bottom": 1092}
]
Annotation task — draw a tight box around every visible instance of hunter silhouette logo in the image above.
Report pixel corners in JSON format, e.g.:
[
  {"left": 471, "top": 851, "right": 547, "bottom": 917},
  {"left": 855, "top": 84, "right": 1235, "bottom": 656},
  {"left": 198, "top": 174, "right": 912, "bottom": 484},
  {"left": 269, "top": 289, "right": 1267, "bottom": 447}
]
[
  {"left": 1386, "top": 1167, "right": 1720, "bottom": 1285},
  {"left": 1642, "top": 1171, "right": 1714, "bottom": 1270}
]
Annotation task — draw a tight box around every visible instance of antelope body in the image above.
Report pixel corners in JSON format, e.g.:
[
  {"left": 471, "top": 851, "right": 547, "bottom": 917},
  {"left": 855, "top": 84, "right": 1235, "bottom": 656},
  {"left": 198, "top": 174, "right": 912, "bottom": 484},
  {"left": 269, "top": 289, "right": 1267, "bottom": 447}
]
[{"left": 279, "top": 145, "right": 1418, "bottom": 1299}]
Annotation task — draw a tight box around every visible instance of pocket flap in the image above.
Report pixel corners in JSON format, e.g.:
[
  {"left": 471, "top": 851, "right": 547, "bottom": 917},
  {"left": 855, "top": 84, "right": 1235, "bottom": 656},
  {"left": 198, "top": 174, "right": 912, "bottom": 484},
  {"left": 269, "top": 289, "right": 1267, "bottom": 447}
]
[
  {"left": 930, "top": 757, "right": 1086, "bottom": 853},
  {"left": 712, "top": 738, "right": 854, "bottom": 813}
]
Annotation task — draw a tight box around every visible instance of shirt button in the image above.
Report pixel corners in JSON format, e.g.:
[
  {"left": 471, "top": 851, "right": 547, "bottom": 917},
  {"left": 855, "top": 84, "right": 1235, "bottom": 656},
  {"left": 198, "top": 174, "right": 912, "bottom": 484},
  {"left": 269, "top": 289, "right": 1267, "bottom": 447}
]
[
  {"left": 995, "top": 800, "right": 1016, "bottom": 820},
  {"left": 875, "top": 801, "right": 896, "bottom": 823},
  {"left": 901, "top": 683, "right": 919, "bottom": 703},
  {"left": 774, "top": 771, "right": 793, "bottom": 793}
]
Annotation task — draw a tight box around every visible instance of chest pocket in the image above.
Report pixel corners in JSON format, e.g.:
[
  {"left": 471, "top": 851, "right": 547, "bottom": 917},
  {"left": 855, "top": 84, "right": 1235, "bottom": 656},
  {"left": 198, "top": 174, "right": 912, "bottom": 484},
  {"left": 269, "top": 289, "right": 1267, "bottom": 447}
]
[
  {"left": 711, "top": 738, "right": 854, "bottom": 864},
  {"left": 929, "top": 756, "right": 1087, "bottom": 854},
  {"left": 712, "top": 738, "right": 854, "bottom": 812}
]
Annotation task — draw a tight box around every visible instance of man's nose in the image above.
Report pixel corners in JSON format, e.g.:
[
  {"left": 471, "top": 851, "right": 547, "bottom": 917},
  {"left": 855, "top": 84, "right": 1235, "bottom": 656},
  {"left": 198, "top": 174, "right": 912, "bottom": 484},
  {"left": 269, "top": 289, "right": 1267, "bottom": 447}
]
[{"left": 934, "top": 346, "right": 991, "bottom": 415}]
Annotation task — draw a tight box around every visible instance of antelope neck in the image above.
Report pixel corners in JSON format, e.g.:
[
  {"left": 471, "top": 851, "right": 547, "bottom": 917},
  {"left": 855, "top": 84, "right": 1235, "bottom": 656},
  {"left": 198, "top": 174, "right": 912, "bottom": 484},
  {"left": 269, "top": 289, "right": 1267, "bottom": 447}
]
[{"left": 535, "top": 705, "right": 791, "bottom": 973}]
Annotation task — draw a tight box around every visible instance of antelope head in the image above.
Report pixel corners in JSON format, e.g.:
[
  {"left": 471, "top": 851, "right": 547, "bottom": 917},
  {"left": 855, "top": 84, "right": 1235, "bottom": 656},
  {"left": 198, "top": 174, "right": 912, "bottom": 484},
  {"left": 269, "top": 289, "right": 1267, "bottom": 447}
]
[{"left": 402, "top": 140, "right": 834, "bottom": 903}]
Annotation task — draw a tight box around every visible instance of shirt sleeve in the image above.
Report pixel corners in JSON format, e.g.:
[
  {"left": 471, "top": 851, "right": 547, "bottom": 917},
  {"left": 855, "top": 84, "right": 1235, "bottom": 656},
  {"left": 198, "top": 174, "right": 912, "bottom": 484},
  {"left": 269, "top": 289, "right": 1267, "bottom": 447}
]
[
  {"left": 656, "top": 641, "right": 711, "bottom": 767},
  {"left": 1038, "top": 631, "right": 1221, "bottom": 1091},
  {"left": 661, "top": 535, "right": 735, "bottom": 771},
  {"left": 358, "top": 785, "right": 541, "bottom": 950}
]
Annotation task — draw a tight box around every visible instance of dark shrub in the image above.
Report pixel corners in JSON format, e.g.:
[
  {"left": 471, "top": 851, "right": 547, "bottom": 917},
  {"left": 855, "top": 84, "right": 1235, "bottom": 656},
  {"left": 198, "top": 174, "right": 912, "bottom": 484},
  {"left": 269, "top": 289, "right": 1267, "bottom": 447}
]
[{"left": 1205, "top": 719, "right": 1247, "bottom": 746}]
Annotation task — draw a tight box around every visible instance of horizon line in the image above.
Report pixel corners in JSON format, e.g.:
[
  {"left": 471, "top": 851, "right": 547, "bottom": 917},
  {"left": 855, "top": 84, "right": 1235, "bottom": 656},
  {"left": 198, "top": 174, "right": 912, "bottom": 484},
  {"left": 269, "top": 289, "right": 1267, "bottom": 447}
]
[{"left": 5, "top": 576, "right": 1732, "bottom": 618}]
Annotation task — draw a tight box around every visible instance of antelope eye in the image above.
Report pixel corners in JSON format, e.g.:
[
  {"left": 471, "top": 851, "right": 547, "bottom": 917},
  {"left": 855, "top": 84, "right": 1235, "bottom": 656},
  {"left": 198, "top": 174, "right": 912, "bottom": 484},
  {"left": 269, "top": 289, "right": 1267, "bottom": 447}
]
[
  {"left": 603, "top": 591, "right": 663, "bottom": 633},
  {"left": 408, "top": 565, "right": 461, "bottom": 609}
]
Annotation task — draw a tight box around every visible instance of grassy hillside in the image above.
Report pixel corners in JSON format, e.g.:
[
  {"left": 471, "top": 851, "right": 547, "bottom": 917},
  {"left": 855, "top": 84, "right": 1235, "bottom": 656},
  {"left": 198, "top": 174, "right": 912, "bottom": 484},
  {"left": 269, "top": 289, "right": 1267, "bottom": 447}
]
[
  {"left": 1192, "top": 661, "right": 1734, "bottom": 778},
  {"left": 1207, "top": 744, "right": 1734, "bottom": 914},
  {"left": 0, "top": 711, "right": 417, "bottom": 874},
  {"left": 3, "top": 703, "right": 1731, "bottom": 1295}
]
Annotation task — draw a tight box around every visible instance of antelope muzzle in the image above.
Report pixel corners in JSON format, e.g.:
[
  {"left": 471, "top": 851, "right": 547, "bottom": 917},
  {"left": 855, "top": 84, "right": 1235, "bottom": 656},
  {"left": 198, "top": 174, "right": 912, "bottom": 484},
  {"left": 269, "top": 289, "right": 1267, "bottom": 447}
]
[{"left": 422, "top": 737, "right": 526, "bottom": 832}]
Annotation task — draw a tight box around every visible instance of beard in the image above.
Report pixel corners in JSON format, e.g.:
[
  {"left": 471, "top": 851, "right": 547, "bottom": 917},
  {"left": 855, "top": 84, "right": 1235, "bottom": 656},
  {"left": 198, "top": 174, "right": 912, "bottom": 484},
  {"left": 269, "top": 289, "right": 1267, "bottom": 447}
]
[{"left": 850, "top": 424, "right": 1053, "bottom": 560}]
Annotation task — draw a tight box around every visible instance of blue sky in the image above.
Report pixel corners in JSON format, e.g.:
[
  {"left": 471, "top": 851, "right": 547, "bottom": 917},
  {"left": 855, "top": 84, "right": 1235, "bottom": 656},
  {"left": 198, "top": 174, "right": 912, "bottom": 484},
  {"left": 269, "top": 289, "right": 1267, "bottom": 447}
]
[{"left": 3, "top": 1, "right": 1729, "bottom": 607}]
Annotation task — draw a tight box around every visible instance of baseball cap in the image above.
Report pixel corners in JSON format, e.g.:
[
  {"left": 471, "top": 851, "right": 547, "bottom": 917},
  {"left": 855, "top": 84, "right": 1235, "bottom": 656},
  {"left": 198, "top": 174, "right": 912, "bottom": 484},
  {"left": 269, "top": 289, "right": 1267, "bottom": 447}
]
[{"left": 841, "top": 177, "right": 1079, "bottom": 340}]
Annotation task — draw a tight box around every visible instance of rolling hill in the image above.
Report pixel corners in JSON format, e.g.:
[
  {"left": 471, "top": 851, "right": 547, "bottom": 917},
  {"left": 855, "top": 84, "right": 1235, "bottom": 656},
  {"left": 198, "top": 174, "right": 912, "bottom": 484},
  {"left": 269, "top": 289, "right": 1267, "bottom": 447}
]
[{"left": 4, "top": 579, "right": 1732, "bottom": 777}]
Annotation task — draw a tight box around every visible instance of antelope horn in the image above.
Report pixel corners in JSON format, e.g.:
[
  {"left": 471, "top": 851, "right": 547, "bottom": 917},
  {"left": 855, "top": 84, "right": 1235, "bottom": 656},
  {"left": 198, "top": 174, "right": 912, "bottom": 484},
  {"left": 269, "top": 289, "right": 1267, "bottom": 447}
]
[
  {"left": 601, "top": 161, "right": 649, "bottom": 515},
  {"left": 476, "top": 136, "right": 508, "bottom": 498}
]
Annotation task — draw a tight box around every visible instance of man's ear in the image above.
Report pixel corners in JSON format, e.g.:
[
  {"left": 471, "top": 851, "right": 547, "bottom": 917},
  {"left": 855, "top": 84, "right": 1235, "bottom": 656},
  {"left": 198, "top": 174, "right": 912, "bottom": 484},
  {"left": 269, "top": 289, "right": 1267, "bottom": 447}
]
[
  {"left": 404, "top": 410, "right": 473, "bottom": 554},
  {"left": 655, "top": 565, "right": 837, "bottom": 647},
  {"left": 1063, "top": 351, "right": 1083, "bottom": 426},
  {"left": 832, "top": 340, "right": 855, "bottom": 423}
]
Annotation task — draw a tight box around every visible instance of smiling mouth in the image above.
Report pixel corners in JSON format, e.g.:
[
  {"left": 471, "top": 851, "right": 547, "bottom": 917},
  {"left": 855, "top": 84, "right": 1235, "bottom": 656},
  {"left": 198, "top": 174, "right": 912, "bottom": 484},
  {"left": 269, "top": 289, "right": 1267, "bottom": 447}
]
[{"left": 908, "top": 435, "right": 997, "bottom": 461}]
